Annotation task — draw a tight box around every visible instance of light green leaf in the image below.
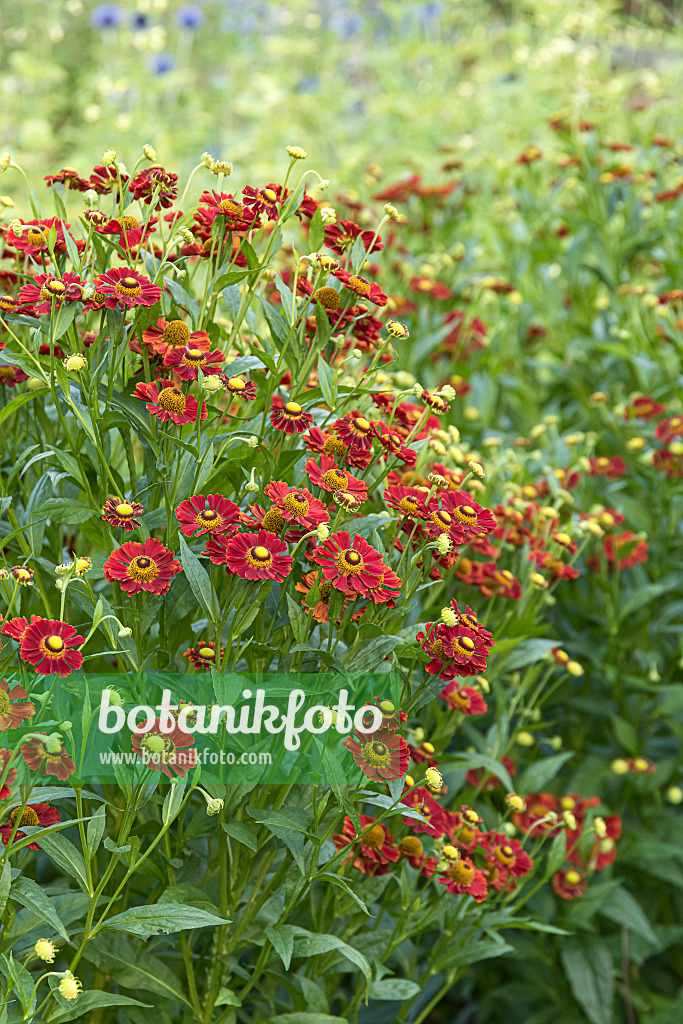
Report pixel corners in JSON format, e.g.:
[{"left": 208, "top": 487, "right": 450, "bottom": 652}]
[
  {"left": 178, "top": 535, "right": 214, "bottom": 623},
  {"left": 101, "top": 902, "right": 229, "bottom": 938},
  {"left": 11, "top": 877, "right": 69, "bottom": 940}
]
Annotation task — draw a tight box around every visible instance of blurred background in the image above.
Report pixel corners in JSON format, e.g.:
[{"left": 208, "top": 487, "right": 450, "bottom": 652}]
[{"left": 1, "top": 0, "right": 683, "bottom": 191}]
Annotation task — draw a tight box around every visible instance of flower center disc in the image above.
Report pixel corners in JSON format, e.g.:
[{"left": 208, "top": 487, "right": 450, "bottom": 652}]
[
  {"left": 128, "top": 555, "right": 159, "bottom": 580},
  {"left": 198, "top": 647, "right": 215, "bottom": 659},
  {"left": 347, "top": 275, "right": 371, "bottom": 295},
  {"left": 122, "top": 215, "right": 140, "bottom": 229},
  {"left": 263, "top": 508, "right": 286, "bottom": 532},
  {"left": 283, "top": 492, "right": 310, "bottom": 515},
  {"left": 449, "top": 860, "right": 475, "bottom": 885},
  {"left": 158, "top": 387, "right": 187, "bottom": 413},
  {"left": 337, "top": 549, "right": 363, "bottom": 574},
  {"left": 45, "top": 635, "right": 66, "bottom": 653},
  {"left": 322, "top": 469, "right": 348, "bottom": 490},
  {"left": 284, "top": 402, "right": 302, "bottom": 415},
  {"left": 115, "top": 502, "right": 134, "bottom": 516},
  {"left": 352, "top": 416, "right": 370, "bottom": 433},
  {"left": 228, "top": 377, "right": 245, "bottom": 390},
  {"left": 163, "top": 320, "right": 191, "bottom": 344},
  {"left": 247, "top": 545, "right": 273, "bottom": 568},
  {"left": 116, "top": 276, "right": 142, "bottom": 296},
  {"left": 10, "top": 806, "right": 40, "bottom": 828},
  {"left": 27, "top": 228, "right": 47, "bottom": 245},
  {"left": 219, "top": 198, "right": 242, "bottom": 216}
]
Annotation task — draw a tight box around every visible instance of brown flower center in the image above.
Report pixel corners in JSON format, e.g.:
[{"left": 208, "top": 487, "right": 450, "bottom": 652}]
[
  {"left": 283, "top": 492, "right": 310, "bottom": 516},
  {"left": 9, "top": 806, "right": 40, "bottom": 828},
  {"left": 448, "top": 860, "right": 475, "bottom": 886},
  {"left": 452, "top": 504, "right": 478, "bottom": 526},
  {"left": 312, "top": 286, "right": 341, "bottom": 311},
  {"left": 116, "top": 276, "right": 143, "bottom": 296},
  {"left": 26, "top": 228, "right": 48, "bottom": 246},
  {"left": 0, "top": 692, "right": 10, "bottom": 715},
  {"left": 263, "top": 508, "right": 287, "bottom": 532},
  {"left": 398, "top": 496, "right": 420, "bottom": 516},
  {"left": 399, "top": 835, "right": 424, "bottom": 857},
  {"left": 322, "top": 469, "right": 348, "bottom": 491},
  {"left": 322, "top": 434, "right": 346, "bottom": 456},
  {"left": 346, "top": 275, "right": 371, "bottom": 296},
  {"left": 362, "top": 824, "right": 386, "bottom": 849},
  {"left": 219, "top": 198, "right": 243, "bottom": 217},
  {"left": 157, "top": 387, "right": 187, "bottom": 413},
  {"left": 337, "top": 549, "right": 363, "bottom": 575},
  {"left": 163, "top": 320, "right": 192, "bottom": 345},
  {"left": 362, "top": 740, "right": 390, "bottom": 766},
  {"left": 122, "top": 215, "right": 140, "bottom": 230},
  {"left": 127, "top": 555, "right": 159, "bottom": 581}
]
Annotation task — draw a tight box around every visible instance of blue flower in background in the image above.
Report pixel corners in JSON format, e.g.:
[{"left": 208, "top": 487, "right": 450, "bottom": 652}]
[
  {"left": 90, "top": 3, "right": 123, "bottom": 29},
  {"left": 175, "top": 4, "right": 206, "bottom": 30},
  {"left": 152, "top": 53, "right": 176, "bottom": 74},
  {"left": 131, "top": 12, "right": 149, "bottom": 30}
]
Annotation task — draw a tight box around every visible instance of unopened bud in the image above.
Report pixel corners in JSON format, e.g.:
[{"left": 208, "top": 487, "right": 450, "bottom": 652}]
[
  {"left": 468, "top": 461, "right": 485, "bottom": 478},
  {"left": 316, "top": 524, "right": 329, "bottom": 543},
  {"left": 440, "top": 607, "right": 457, "bottom": 627},
  {"left": 210, "top": 160, "right": 233, "bottom": 176},
  {"left": 101, "top": 150, "right": 117, "bottom": 166},
  {"left": 435, "top": 534, "right": 451, "bottom": 555},
  {"left": 0, "top": 153, "right": 11, "bottom": 171},
  {"left": 202, "top": 374, "right": 224, "bottom": 394},
  {"left": 287, "top": 145, "right": 308, "bottom": 160},
  {"left": 425, "top": 766, "right": 443, "bottom": 792},
  {"left": 142, "top": 144, "right": 157, "bottom": 161},
  {"left": 506, "top": 794, "right": 526, "bottom": 812},
  {"left": 64, "top": 354, "right": 87, "bottom": 372}
]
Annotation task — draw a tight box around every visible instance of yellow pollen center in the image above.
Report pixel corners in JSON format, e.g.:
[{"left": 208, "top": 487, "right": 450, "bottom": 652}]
[
  {"left": 323, "top": 469, "right": 348, "bottom": 490},
  {"left": 347, "top": 275, "right": 371, "bottom": 295},
  {"left": 26, "top": 228, "right": 47, "bottom": 245},
  {"left": 183, "top": 348, "right": 206, "bottom": 364},
  {"left": 337, "top": 549, "right": 364, "bottom": 574},
  {"left": 219, "top": 198, "right": 242, "bottom": 216},
  {"left": 198, "top": 647, "right": 215, "bottom": 659},
  {"left": 380, "top": 699, "right": 395, "bottom": 714},
  {"left": 122, "top": 216, "right": 140, "bottom": 230},
  {"left": 449, "top": 860, "right": 475, "bottom": 885},
  {"left": 163, "top": 320, "right": 192, "bottom": 345},
  {"left": 9, "top": 806, "right": 40, "bottom": 828},
  {"left": 157, "top": 387, "right": 187, "bottom": 413},
  {"left": 114, "top": 502, "right": 134, "bottom": 516},
  {"left": 353, "top": 416, "right": 370, "bottom": 432},
  {"left": 565, "top": 870, "right": 581, "bottom": 885},
  {"left": 45, "top": 635, "right": 66, "bottom": 653},
  {"left": 248, "top": 545, "right": 272, "bottom": 563},
  {"left": 228, "top": 377, "right": 245, "bottom": 390},
  {"left": 284, "top": 402, "right": 302, "bottom": 415},
  {"left": 283, "top": 492, "right": 310, "bottom": 515},
  {"left": 399, "top": 836, "right": 423, "bottom": 857},
  {"left": 362, "top": 824, "right": 386, "bottom": 849},
  {"left": 263, "top": 508, "right": 286, "bottom": 532},
  {"left": 128, "top": 555, "right": 159, "bottom": 581},
  {"left": 262, "top": 188, "right": 277, "bottom": 202}
]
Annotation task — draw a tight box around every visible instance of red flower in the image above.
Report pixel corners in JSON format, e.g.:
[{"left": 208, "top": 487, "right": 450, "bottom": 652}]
[
  {"left": 130, "top": 166, "right": 179, "bottom": 208},
  {"left": 482, "top": 833, "right": 533, "bottom": 878},
  {"left": 175, "top": 493, "right": 240, "bottom": 537},
  {"left": 448, "top": 601, "right": 495, "bottom": 646},
  {"left": 332, "top": 268, "right": 388, "bottom": 306},
  {"left": 552, "top": 868, "right": 587, "bottom": 899},
  {"left": 93, "top": 267, "right": 162, "bottom": 310},
  {"left": 441, "top": 491, "right": 497, "bottom": 540},
  {"left": 441, "top": 623, "right": 492, "bottom": 677},
  {"left": 332, "top": 411, "right": 375, "bottom": 451},
  {"left": 480, "top": 564, "right": 523, "bottom": 599},
  {"left": 44, "top": 167, "right": 89, "bottom": 191},
  {"left": 305, "top": 454, "right": 368, "bottom": 500},
  {"left": 163, "top": 345, "right": 225, "bottom": 380},
  {"left": 332, "top": 815, "right": 400, "bottom": 876},
  {"left": 440, "top": 684, "right": 488, "bottom": 715},
  {"left": 588, "top": 455, "right": 626, "bottom": 478},
  {"left": 21, "top": 735, "right": 75, "bottom": 781},
  {"left": 242, "top": 183, "right": 290, "bottom": 220},
  {"left": 263, "top": 481, "right": 330, "bottom": 530},
  {"left": 603, "top": 532, "right": 649, "bottom": 570},
  {"left": 421, "top": 501, "right": 466, "bottom": 547},
  {"left": 20, "top": 620, "right": 85, "bottom": 678},
  {"left": 400, "top": 787, "right": 448, "bottom": 837},
  {"left": 220, "top": 374, "right": 257, "bottom": 400},
  {"left": 383, "top": 484, "right": 428, "bottom": 520},
  {"left": 102, "top": 497, "right": 144, "bottom": 531},
  {"left": 133, "top": 379, "right": 207, "bottom": 426},
  {"left": 438, "top": 857, "right": 488, "bottom": 901},
  {"left": 1, "top": 802, "right": 61, "bottom": 850},
  {"left": 0, "top": 678, "right": 36, "bottom": 730},
  {"left": 0, "top": 366, "right": 28, "bottom": 388},
  {"left": 1, "top": 615, "right": 41, "bottom": 644},
  {"left": 653, "top": 449, "right": 683, "bottom": 478},
  {"left": 94, "top": 214, "right": 157, "bottom": 249},
  {"left": 373, "top": 423, "right": 417, "bottom": 466},
  {"left": 655, "top": 415, "right": 683, "bottom": 444},
  {"left": 310, "top": 531, "right": 386, "bottom": 597},
  {"left": 183, "top": 641, "right": 224, "bottom": 669},
  {"left": 88, "top": 164, "right": 129, "bottom": 194},
  {"left": 131, "top": 717, "right": 197, "bottom": 779},
  {"left": 343, "top": 728, "right": 409, "bottom": 782},
  {"left": 139, "top": 317, "right": 211, "bottom": 359},
  {"left": 0, "top": 748, "right": 17, "bottom": 799},
  {"left": 104, "top": 538, "right": 183, "bottom": 595},
  {"left": 624, "top": 395, "right": 666, "bottom": 421},
  {"left": 294, "top": 571, "right": 355, "bottom": 623},
  {"left": 198, "top": 191, "right": 257, "bottom": 230},
  {"left": 6, "top": 218, "right": 68, "bottom": 257},
  {"left": 270, "top": 395, "right": 313, "bottom": 434},
  {"left": 324, "top": 218, "right": 383, "bottom": 256},
  {"left": 17, "top": 272, "right": 83, "bottom": 315},
  {"left": 206, "top": 529, "right": 293, "bottom": 582}
]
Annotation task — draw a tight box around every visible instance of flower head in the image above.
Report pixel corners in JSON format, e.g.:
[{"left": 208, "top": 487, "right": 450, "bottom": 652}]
[
  {"left": 204, "top": 529, "right": 293, "bottom": 582},
  {"left": 104, "top": 538, "right": 183, "bottom": 596},
  {"left": 21, "top": 735, "right": 75, "bottom": 781},
  {"left": 1, "top": 802, "right": 61, "bottom": 849},
  {"left": 20, "top": 620, "right": 85, "bottom": 678},
  {"left": 131, "top": 717, "right": 197, "bottom": 779},
  {"left": 0, "top": 678, "right": 36, "bottom": 730},
  {"left": 270, "top": 395, "right": 313, "bottom": 435},
  {"left": 175, "top": 494, "right": 240, "bottom": 537},
  {"left": 310, "top": 531, "right": 389, "bottom": 597},
  {"left": 102, "top": 497, "right": 144, "bottom": 531},
  {"left": 93, "top": 267, "right": 162, "bottom": 310},
  {"left": 133, "top": 379, "right": 207, "bottom": 426}
]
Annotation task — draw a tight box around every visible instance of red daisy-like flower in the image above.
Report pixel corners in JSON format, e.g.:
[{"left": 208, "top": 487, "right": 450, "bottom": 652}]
[
  {"left": 198, "top": 191, "right": 258, "bottom": 230},
  {"left": 357, "top": 697, "right": 406, "bottom": 734},
  {"left": 373, "top": 422, "right": 417, "bottom": 466},
  {"left": 333, "top": 411, "right": 375, "bottom": 451},
  {"left": 440, "top": 491, "right": 497, "bottom": 540},
  {"left": 416, "top": 622, "right": 457, "bottom": 679},
  {"left": 94, "top": 214, "right": 157, "bottom": 250},
  {"left": 164, "top": 345, "right": 225, "bottom": 380},
  {"left": 133, "top": 379, "right": 207, "bottom": 426},
  {"left": 438, "top": 857, "right": 488, "bottom": 901},
  {"left": 130, "top": 166, "right": 179, "bottom": 208},
  {"left": 175, "top": 493, "right": 240, "bottom": 537},
  {"left": 138, "top": 317, "right": 211, "bottom": 359},
  {"left": 263, "top": 481, "right": 330, "bottom": 530},
  {"left": 310, "top": 531, "right": 385, "bottom": 597},
  {"left": 655, "top": 415, "right": 683, "bottom": 444},
  {"left": 400, "top": 787, "right": 448, "bottom": 838},
  {"left": 332, "top": 815, "right": 400, "bottom": 877},
  {"left": 332, "top": 268, "right": 388, "bottom": 306},
  {"left": 440, "top": 623, "right": 492, "bottom": 677},
  {"left": 44, "top": 167, "right": 89, "bottom": 191},
  {"left": 588, "top": 455, "right": 626, "bottom": 478},
  {"left": 365, "top": 565, "right": 402, "bottom": 606},
  {"left": 131, "top": 717, "right": 197, "bottom": 779},
  {"left": 0, "top": 748, "right": 17, "bottom": 799},
  {"left": 480, "top": 564, "right": 523, "bottom": 599},
  {"left": 21, "top": 735, "right": 75, "bottom": 781},
  {"left": 20, "top": 620, "right": 85, "bottom": 678},
  {"left": 603, "top": 531, "right": 649, "bottom": 570},
  {"left": 102, "top": 497, "right": 144, "bottom": 531},
  {"left": 183, "top": 641, "right": 224, "bottom": 669},
  {"left": 1, "top": 615, "right": 41, "bottom": 644},
  {"left": 270, "top": 395, "right": 313, "bottom": 434},
  {"left": 220, "top": 374, "right": 257, "bottom": 400},
  {"left": 343, "top": 727, "right": 410, "bottom": 783},
  {"left": 624, "top": 395, "right": 666, "bottom": 421},
  {"left": 440, "top": 683, "right": 488, "bottom": 715},
  {"left": 0, "top": 678, "right": 36, "bottom": 730},
  {"left": 104, "top": 538, "right": 183, "bottom": 596},
  {"left": 88, "top": 164, "right": 129, "bottom": 194},
  {"left": 482, "top": 833, "right": 533, "bottom": 878},
  {"left": 421, "top": 501, "right": 466, "bottom": 547},
  {"left": 0, "top": 366, "right": 28, "bottom": 389},
  {"left": 448, "top": 600, "right": 495, "bottom": 646},
  {"left": 242, "top": 183, "right": 289, "bottom": 220},
  {"left": 552, "top": 867, "right": 587, "bottom": 900},
  {"left": 383, "top": 484, "right": 429, "bottom": 520},
  {"left": 206, "top": 529, "right": 293, "bottom": 582},
  {"left": 5, "top": 218, "right": 68, "bottom": 257},
  {"left": 93, "top": 267, "right": 162, "bottom": 310},
  {"left": 304, "top": 427, "right": 373, "bottom": 470},
  {"left": 0, "top": 802, "right": 61, "bottom": 850},
  {"left": 397, "top": 834, "right": 428, "bottom": 870},
  {"left": 305, "top": 454, "right": 368, "bottom": 500},
  {"left": 294, "top": 571, "right": 356, "bottom": 623},
  {"left": 17, "top": 272, "right": 83, "bottom": 315},
  {"left": 324, "top": 218, "right": 383, "bottom": 256}
]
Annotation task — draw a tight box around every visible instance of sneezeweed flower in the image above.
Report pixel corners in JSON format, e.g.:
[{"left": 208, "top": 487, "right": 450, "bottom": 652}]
[
  {"left": 438, "top": 857, "right": 488, "bottom": 901},
  {"left": 133, "top": 379, "right": 207, "bottom": 426},
  {"left": 34, "top": 939, "right": 57, "bottom": 963},
  {"left": 131, "top": 718, "right": 197, "bottom": 779},
  {"left": 0, "top": 366, "right": 28, "bottom": 388},
  {"left": 1, "top": 615, "right": 41, "bottom": 644},
  {"left": 64, "top": 354, "right": 87, "bottom": 373},
  {"left": 311, "top": 531, "right": 387, "bottom": 597},
  {"left": 332, "top": 815, "right": 400, "bottom": 876},
  {"left": 220, "top": 375, "right": 257, "bottom": 400},
  {"left": 332, "top": 268, "right": 388, "bottom": 306},
  {"left": 0, "top": 802, "right": 61, "bottom": 849},
  {"left": 270, "top": 395, "right": 313, "bottom": 434},
  {"left": 175, "top": 494, "right": 240, "bottom": 537},
  {"left": 17, "top": 272, "right": 83, "bottom": 314},
  {"left": 102, "top": 497, "right": 144, "bottom": 531},
  {"left": 140, "top": 317, "right": 210, "bottom": 358},
  {"left": 163, "top": 346, "right": 225, "bottom": 380},
  {"left": 482, "top": 833, "right": 533, "bottom": 878},
  {"left": 588, "top": 455, "right": 626, "bottom": 477},
  {"left": 58, "top": 972, "right": 82, "bottom": 1001},
  {"left": 21, "top": 735, "right": 75, "bottom": 781},
  {"left": 440, "top": 683, "right": 488, "bottom": 715},
  {"left": 183, "top": 642, "right": 224, "bottom": 669},
  {"left": 0, "top": 678, "right": 36, "bottom": 730},
  {"left": 343, "top": 728, "right": 410, "bottom": 782},
  {"left": 305, "top": 454, "right": 368, "bottom": 500},
  {"left": 263, "top": 481, "right": 330, "bottom": 529},
  {"left": 104, "top": 538, "right": 183, "bottom": 596},
  {"left": 20, "top": 620, "right": 85, "bottom": 677},
  {"left": 92, "top": 268, "right": 162, "bottom": 309},
  {"left": 552, "top": 867, "right": 587, "bottom": 899},
  {"left": 205, "top": 529, "right": 293, "bottom": 582},
  {"left": 10, "top": 566, "right": 34, "bottom": 586}
]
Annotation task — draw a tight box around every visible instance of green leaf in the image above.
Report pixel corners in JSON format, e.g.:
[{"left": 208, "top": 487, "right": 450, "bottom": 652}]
[
  {"left": 0, "top": 863, "right": 11, "bottom": 918},
  {"left": 10, "top": 877, "right": 69, "bottom": 940},
  {"left": 292, "top": 929, "right": 372, "bottom": 982},
  {"left": 546, "top": 829, "right": 568, "bottom": 877},
  {"left": 344, "top": 635, "right": 403, "bottom": 673},
  {"left": 370, "top": 979, "right": 421, "bottom": 1001},
  {"left": 316, "top": 873, "right": 371, "bottom": 916},
  {"left": 308, "top": 207, "right": 325, "bottom": 252},
  {"left": 83, "top": 932, "right": 192, "bottom": 1007},
  {"left": 178, "top": 535, "right": 214, "bottom": 623},
  {"left": 216, "top": 988, "right": 242, "bottom": 1007},
  {"left": 36, "top": 830, "right": 90, "bottom": 893},
  {"left": 599, "top": 884, "right": 657, "bottom": 944},
  {"left": 433, "top": 938, "right": 514, "bottom": 971},
  {"left": 317, "top": 355, "right": 336, "bottom": 409},
  {"left": 502, "top": 639, "right": 558, "bottom": 672},
  {"left": 49, "top": 990, "right": 151, "bottom": 1023},
  {"left": 86, "top": 805, "right": 106, "bottom": 861},
  {"left": 266, "top": 1017, "right": 346, "bottom": 1024},
  {"left": 452, "top": 752, "right": 514, "bottom": 792},
  {"left": 560, "top": 939, "right": 614, "bottom": 1024},
  {"left": 222, "top": 822, "right": 258, "bottom": 852},
  {"left": 266, "top": 924, "right": 296, "bottom": 970},
  {"left": 0, "top": 388, "right": 50, "bottom": 428},
  {"left": 101, "top": 902, "right": 229, "bottom": 938},
  {"left": 34, "top": 498, "right": 97, "bottom": 525},
  {"left": 286, "top": 593, "right": 310, "bottom": 644},
  {"left": 52, "top": 300, "right": 79, "bottom": 340},
  {"left": 518, "top": 752, "right": 574, "bottom": 793}
]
